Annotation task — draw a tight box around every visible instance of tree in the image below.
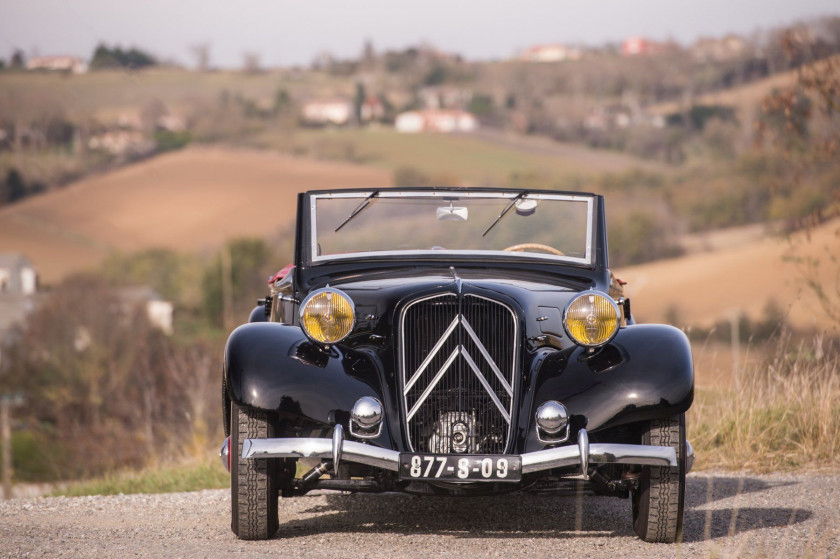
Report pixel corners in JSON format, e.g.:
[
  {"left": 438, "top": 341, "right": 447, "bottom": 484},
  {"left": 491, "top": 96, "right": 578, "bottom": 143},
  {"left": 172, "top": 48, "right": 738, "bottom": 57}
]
[
  {"left": 2, "top": 169, "right": 27, "bottom": 204},
  {"left": 354, "top": 81, "right": 366, "bottom": 123},
  {"left": 272, "top": 88, "right": 292, "bottom": 117},
  {"left": 10, "top": 50, "right": 24, "bottom": 69},
  {"left": 90, "top": 44, "right": 156, "bottom": 70},
  {"left": 242, "top": 51, "right": 261, "bottom": 74},
  {"left": 190, "top": 43, "right": 211, "bottom": 72},
  {"left": 202, "top": 238, "right": 272, "bottom": 328},
  {"left": 361, "top": 39, "right": 376, "bottom": 70}
]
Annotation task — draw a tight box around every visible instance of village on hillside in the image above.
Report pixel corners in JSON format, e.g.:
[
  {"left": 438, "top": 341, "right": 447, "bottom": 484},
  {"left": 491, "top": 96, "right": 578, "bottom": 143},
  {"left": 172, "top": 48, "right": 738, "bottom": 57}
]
[{"left": 2, "top": 18, "right": 839, "bottom": 204}]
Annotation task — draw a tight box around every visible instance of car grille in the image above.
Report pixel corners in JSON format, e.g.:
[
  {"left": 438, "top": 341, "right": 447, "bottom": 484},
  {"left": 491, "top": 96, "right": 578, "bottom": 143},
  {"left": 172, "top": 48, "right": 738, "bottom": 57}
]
[{"left": 400, "top": 293, "right": 517, "bottom": 454}]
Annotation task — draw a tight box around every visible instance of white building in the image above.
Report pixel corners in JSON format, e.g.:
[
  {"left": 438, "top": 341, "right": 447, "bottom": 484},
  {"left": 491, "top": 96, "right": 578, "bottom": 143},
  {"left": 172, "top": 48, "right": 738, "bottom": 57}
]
[
  {"left": 26, "top": 55, "right": 88, "bottom": 74},
  {"left": 301, "top": 99, "right": 353, "bottom": 126},
  {"left": 395, "top": 110, "right": 479, "bottom": 134},
  {"left": 518, "top": 44, "right": 582, "bottom": 63},
  {"left": 0, "top": 253, "right": 40, "bottom": 343},
  {"left": 117, "top": 286, "right": 174, "bottom": 335},
  {"left": 0, "top": 253, "right": 37, "bottom": 296}
]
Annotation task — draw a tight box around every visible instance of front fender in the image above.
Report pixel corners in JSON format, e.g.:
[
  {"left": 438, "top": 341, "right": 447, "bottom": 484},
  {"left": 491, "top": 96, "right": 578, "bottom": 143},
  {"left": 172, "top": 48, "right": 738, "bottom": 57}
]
[
  {"left": 224, "top": 322, "right": 393, "bottom": 445},
  {"left": 526, "top": 324, "right": 693, "bottom": 450}
]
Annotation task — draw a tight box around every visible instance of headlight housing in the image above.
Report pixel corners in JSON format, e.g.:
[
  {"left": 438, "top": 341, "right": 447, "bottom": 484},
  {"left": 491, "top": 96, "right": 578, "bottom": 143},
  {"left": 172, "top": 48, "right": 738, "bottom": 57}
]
[
  {"left": 299, "top": 288, "right": 355, "bottom": 344},
  {"left": 563, "top": 290, "right": 620, "bottom": 347}
]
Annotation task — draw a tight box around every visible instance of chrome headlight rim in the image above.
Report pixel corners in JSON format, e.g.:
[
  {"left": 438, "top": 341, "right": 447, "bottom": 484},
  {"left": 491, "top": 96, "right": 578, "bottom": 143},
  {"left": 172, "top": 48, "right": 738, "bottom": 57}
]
[
  {"left": 299, "top": 287, "right": 356, "bottom": 345},
  {"left": 562, "top": 289, "right": 621, "bottom": 348}
]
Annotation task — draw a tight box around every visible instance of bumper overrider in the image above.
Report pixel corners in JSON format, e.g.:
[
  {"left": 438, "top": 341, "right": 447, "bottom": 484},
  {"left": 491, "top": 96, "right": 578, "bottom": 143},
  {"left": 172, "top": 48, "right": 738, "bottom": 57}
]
[{"left": 231, "top": 426, "right": 695, "bottom": 479}]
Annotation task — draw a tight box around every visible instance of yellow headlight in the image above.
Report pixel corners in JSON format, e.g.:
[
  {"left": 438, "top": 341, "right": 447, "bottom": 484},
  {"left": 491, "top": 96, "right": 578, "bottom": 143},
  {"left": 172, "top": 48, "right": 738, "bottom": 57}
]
[
  {"left": 564, "top": 291, "right": 620, "bottom": 347},
  {"left": 299, "top": 288, "right": 355, "bottom": 344}
]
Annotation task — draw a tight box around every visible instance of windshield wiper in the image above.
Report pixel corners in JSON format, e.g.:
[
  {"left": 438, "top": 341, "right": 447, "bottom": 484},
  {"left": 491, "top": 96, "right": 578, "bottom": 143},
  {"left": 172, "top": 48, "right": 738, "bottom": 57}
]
[
  {"left": 482, "top": 191, "right": 528, "bottom": 237},
  {"left": 334, "top": 190, "right": 380, "bottom": 232}
]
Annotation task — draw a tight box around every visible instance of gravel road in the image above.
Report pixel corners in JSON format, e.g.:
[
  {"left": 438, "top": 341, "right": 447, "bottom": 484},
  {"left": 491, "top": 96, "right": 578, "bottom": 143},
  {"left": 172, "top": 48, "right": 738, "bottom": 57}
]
[{"left": 2, "top": 472, "right": 838, "bottom": 558}]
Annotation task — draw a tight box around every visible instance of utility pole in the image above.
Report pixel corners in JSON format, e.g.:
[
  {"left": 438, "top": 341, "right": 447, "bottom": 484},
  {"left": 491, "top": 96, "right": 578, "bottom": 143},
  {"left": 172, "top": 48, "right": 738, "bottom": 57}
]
[{"left": 1, "top": 393, "right": 24, "bottom": 500}]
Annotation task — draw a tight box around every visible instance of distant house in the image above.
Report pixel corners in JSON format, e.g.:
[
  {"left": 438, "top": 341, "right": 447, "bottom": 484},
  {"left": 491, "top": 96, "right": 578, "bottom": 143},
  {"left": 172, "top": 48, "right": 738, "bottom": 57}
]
[
  {"left": 360, "top": 96, "right": 385, "bottom": 123},
  {"left": 156, "top": 114, "right": 186, "bottom": 132},
  {"left": 0, "top": 253, "right": 40, "bottom": 343},
  {"left": 395, "top": 110, "right": 479, "bottom": 133},
  {"left": 26, "top": 55, "right": 88, "bottom": 74},
  {"left": 88, "top": 131, "right": 154, "bottom": 155},
  {"left": 117, "top": 286, "right": 174, "bottom": 335},
  {"left": 518, "top": 44, "right": 582, "bottom": 63},
  {"left": 584, "top": 105, "right": 665, "bottom": 131},
  {"left": 0, "top": 253, "right": 37, "bottom": 296},
  {"left": 417, "top": 86, "right": 472, "bottom": 110},
  {"left": 621, "top": 37, "right": 669, "bottom": 57},
  {"left": 301, "top": 99, "right": 353, "bottom": 126}
]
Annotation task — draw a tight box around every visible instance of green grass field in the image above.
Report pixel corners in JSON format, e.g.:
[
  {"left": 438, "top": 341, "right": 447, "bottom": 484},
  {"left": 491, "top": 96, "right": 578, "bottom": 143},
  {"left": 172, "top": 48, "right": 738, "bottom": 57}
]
[
  {"left": 257, "top": 127, "right": 629, "bottom": 187},
  {"left": 51, "top": 459, "right": 230, "bottom": 497}
]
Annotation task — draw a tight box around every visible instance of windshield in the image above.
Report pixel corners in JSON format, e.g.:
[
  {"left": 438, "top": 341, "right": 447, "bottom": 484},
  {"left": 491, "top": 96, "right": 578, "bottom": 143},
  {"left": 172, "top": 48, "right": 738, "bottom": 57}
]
[{"left": 309, "top": 190, "right": 594, "bottom": 265}]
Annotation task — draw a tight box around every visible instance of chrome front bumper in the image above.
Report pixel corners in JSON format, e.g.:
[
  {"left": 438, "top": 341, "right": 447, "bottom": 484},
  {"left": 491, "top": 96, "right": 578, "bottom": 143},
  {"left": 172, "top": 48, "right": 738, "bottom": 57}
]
[{"left": 239, "top": 428, "right": 694, "bottom": 478}]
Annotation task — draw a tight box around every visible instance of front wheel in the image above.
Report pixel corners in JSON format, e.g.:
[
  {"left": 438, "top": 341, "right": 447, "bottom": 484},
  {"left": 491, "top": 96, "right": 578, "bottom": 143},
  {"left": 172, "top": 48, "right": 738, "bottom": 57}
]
[
  {"left": 631, "top": 414, "right": 686, "bottom": 543},
  {"left": 230, "top": 401, "right": 279, "bottom": 540}
]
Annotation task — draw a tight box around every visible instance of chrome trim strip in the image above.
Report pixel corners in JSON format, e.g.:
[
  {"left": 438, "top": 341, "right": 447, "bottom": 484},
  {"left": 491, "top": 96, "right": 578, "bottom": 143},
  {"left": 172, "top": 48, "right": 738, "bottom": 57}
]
[
  {"left": 461, "top": 316, "right": 513, "bottom": 397},
  {"left": 461, "top": 348, "right": 511, "bottom": 423},
  {"left": 241, "top": 437, "right": 677, "bottom": 476},
  {"left": 312, "top": 249, "right": 591, "bottom": 265},
  {"left": 405, "top": 347, "right": 460, "bottom": 422},
  {"left": 403, "top": 316, "right": 460, "bottom": 395},
  {"left": 243, "top": 438, "right": 401, "bottom": 471},
  {"left": 520, "top": 442, "right": 677, "bottom": 474}
]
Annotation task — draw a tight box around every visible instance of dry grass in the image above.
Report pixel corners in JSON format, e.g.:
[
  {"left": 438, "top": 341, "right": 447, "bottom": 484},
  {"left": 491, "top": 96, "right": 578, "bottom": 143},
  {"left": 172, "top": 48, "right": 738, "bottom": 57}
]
[{"left": 690, "top": 333, "right": 840, "bottom": 472}]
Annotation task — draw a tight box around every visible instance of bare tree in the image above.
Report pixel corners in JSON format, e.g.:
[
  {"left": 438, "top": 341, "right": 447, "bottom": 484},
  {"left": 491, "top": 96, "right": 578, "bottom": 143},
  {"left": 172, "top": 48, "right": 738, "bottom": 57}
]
[
  {"left": 242, "top": 51, "right": 261, "bottom": 74},
  {"left": 190, "top": 43, "right": 211, "bottom": 72}
]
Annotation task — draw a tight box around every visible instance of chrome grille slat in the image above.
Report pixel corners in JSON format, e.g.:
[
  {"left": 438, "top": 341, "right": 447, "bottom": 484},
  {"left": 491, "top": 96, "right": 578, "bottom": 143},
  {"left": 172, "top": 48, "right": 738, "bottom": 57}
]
[
  {"left": 403, "top": 317, "right": 460, "bottom": 394},
  {"left": 400, "top": 293, "right": 517, "bottom": 454}
]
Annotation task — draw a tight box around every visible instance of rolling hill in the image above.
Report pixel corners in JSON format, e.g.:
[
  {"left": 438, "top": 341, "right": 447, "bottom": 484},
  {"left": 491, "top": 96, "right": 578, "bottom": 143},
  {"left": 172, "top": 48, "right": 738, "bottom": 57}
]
[
  {"left": 0, "top": 147, "right": 390, "bottom": 282},
  {"left": 617, "top": 219, "right": 840, "bottom": 330}
]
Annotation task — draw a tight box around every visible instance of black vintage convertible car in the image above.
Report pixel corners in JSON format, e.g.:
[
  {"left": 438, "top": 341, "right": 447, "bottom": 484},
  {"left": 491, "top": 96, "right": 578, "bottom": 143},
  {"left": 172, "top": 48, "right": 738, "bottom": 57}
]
[{"left": 220, "top": 187, "right": 694, "bottom": 542}]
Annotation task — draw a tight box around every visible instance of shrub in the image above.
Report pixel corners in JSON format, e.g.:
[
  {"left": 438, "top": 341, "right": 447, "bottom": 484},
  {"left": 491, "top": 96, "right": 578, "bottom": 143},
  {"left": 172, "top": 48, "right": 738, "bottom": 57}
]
[{"left": 154, "top": 130, "right": 192, "bottom": 153}]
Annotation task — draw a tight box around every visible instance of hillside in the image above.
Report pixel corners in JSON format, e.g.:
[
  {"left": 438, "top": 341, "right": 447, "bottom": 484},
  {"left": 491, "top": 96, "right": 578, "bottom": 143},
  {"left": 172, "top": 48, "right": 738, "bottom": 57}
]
[
  {"left": 617, "top": 219, "right": 840, "bottom": 330},
  {"left": 2, "top": 144, "right": 838, "bottom": 330},
  {"left": 646, "top": 55, "right": 840, "bottom": 120},
  {"left": 0, "top": 147, "right": 390, "bottom": 283}
]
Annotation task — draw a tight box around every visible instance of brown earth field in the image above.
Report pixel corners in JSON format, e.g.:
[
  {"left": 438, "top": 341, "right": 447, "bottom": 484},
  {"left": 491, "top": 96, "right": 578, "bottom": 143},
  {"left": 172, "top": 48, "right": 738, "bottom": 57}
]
[
  {"left": 0, "top": 147, "right": 391, "bottom": 283},
  {"left": 616, "top": 219, "right": 840, "bottom": 331}
]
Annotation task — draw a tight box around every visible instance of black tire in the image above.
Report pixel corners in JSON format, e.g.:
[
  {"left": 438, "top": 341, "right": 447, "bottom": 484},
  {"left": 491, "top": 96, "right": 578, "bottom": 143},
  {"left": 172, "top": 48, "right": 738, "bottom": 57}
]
[
  {"left": 230, "top": 401, "right": 279, "bottom": 540},
  {"left": 632, "top": 414, "right": 686, "bottom": 543}
]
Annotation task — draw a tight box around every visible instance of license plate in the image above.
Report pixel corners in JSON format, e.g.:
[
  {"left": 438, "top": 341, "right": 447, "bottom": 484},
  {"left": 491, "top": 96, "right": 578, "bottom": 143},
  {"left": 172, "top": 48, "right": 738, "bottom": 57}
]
[{"left": 398, "top": 454, "right": 522, "bottom": 482}]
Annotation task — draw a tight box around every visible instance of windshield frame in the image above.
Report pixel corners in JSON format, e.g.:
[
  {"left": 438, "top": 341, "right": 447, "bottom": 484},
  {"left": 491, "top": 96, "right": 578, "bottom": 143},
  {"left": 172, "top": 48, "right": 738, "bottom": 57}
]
[{"left": 304, "top": 188, "right": 598, "bottom": 267}]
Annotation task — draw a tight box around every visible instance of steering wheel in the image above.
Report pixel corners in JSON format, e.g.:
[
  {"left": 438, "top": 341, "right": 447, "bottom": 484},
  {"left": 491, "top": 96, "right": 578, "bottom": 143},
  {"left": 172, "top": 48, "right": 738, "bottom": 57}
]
[{"left": 503, "top": 243, "right": 565, "bottom": 256}]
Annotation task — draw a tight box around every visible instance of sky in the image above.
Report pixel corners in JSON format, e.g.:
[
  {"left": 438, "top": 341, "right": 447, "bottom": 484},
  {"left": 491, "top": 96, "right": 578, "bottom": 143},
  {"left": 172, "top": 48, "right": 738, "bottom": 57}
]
[{"left": 1, "top": 0, "right": 839, "bottom": 68}]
